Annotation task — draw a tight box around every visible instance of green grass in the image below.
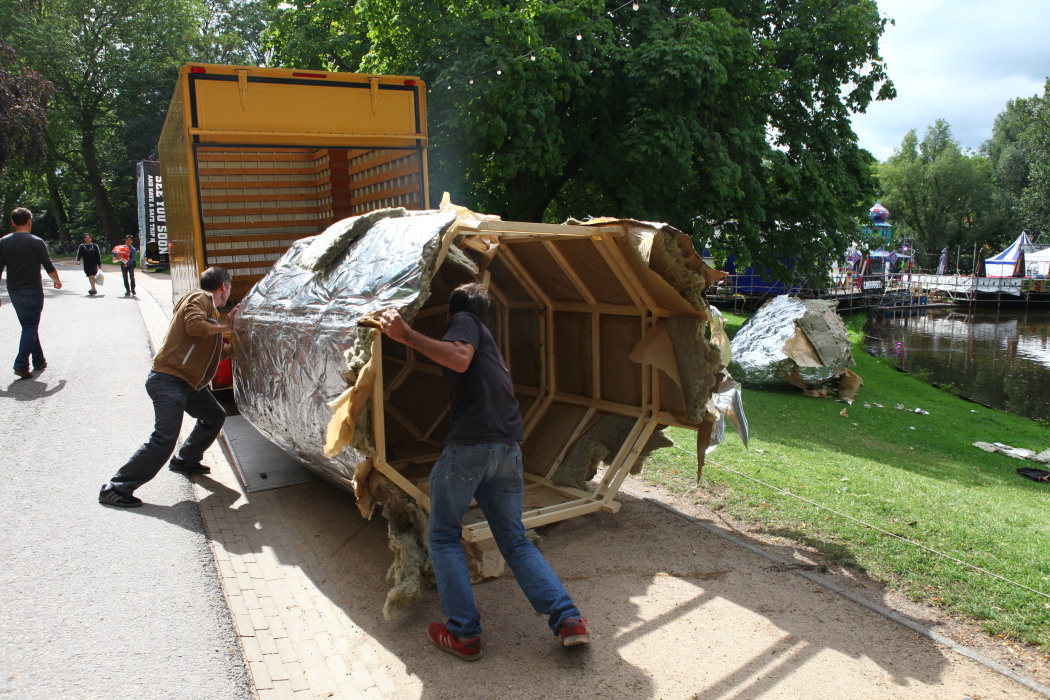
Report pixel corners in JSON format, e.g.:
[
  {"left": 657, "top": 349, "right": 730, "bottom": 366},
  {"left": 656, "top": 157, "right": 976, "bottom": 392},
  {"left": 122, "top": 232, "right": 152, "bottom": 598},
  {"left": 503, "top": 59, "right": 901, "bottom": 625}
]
[{"left": 641, "top": 311, "right": 1050, "bottom": 649}]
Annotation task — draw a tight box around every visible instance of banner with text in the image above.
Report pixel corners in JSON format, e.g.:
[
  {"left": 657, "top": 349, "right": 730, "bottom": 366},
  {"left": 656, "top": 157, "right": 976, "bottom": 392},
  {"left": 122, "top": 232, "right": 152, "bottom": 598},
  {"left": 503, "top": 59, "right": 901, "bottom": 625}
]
[{"left": 136, "top": 160, "right": 168, "bottom": 267}]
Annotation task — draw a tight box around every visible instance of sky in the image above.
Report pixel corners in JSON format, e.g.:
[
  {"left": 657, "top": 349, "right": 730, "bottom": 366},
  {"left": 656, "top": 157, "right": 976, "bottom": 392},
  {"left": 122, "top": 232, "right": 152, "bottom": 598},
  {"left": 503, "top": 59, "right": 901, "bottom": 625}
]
[{"left": 850, "top": 0, "right": 1050, "bottom": 162}]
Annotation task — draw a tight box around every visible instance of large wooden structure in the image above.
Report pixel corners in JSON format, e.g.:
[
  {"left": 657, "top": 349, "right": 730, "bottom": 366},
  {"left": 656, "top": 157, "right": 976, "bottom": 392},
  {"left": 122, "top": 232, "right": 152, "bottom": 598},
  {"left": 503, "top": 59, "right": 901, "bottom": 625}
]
[{"left": 326, "top": 215, "right": 724, "bottom": 545}]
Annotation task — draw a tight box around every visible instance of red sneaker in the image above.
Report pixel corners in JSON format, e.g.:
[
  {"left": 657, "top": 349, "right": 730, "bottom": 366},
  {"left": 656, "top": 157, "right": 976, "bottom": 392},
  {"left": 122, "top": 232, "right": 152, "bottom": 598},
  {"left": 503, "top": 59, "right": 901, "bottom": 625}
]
[
  {"left": 558, "top": 617, "right": 590, "bottom": 647},
  {"left": 427, "top": 622, "right": 482, "bottom": 661}
]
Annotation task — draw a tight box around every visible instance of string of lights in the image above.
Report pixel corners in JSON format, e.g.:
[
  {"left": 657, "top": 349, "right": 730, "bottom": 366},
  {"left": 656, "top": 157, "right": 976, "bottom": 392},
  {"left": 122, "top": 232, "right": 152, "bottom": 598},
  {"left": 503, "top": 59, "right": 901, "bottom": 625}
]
[{"left": 427, "top": 0, "right": 642, "bottom": 92}]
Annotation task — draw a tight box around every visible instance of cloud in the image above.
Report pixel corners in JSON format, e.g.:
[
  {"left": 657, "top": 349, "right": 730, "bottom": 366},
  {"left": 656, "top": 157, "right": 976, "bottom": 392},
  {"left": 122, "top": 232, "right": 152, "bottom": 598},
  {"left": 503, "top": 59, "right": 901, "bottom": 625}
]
[{"left": 851, "top": 0, "right": 1050, "bottom": 161}]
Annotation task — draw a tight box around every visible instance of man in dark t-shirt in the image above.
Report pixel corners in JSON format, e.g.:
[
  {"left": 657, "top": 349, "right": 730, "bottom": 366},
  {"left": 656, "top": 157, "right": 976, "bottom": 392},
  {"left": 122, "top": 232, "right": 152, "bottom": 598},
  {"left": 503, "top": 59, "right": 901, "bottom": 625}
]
[
  {"left": 379, "top": 283, "right": 588, "bottom": 661},
  {"left": 75, "top": 233, "right": 102, "bottom": 295},
  {"left": 0, "top": 207, "right": 62, "bottom": 378}
]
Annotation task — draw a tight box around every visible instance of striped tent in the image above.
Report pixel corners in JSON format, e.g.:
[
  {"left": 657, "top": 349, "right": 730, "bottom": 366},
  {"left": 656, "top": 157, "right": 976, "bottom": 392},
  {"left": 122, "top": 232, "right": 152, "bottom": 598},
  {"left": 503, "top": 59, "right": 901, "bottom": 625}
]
[{"left": 984, "top": 231, "right": 1032, "bottom": 277}]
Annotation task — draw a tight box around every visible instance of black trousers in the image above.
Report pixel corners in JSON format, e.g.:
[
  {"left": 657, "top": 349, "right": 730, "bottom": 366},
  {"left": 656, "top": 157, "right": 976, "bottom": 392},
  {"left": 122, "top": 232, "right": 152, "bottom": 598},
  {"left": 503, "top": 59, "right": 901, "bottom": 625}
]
[
  {"left": 121, "top": 265, "right": 136, "bottom": 293},
  {"left": 109, "top": 371, "right": 225, "bottom": 494}
]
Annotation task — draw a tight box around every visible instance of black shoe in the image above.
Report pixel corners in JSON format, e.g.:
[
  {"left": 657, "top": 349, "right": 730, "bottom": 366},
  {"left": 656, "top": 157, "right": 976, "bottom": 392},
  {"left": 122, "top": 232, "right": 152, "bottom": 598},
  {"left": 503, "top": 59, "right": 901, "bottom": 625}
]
[
  {"left": 169, "top": 457, "right": 211, "bottom": 475},
  {"left": 99, "top": 485, "right": 142, "bottom": 508},
  {"left": 13, "top": 368, "right": 32, "bottom": 379},
  {"left": 124, "top": 291, "right": 131, "bottom": 296},
  {"left": 89, "top": 289, "right": 97, "bottom": 295}
]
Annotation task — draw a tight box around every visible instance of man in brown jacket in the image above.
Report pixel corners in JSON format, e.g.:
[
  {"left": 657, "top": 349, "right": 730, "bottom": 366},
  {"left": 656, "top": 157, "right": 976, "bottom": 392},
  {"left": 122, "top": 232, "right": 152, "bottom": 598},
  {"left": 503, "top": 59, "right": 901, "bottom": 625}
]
[{"left": 100, "top": 267, "right": 239, "bottom": 508}]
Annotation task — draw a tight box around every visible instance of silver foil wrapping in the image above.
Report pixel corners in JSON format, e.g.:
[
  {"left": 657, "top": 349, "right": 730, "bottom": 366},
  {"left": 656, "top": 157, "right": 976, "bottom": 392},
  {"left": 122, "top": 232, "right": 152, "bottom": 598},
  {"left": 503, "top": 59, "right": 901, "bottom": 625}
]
[
  {"left": 728, "top": 295, "right": 851, "bottom": 387},
  {"left": 231, "top": 211, "right": 458, "bottom": 483}
]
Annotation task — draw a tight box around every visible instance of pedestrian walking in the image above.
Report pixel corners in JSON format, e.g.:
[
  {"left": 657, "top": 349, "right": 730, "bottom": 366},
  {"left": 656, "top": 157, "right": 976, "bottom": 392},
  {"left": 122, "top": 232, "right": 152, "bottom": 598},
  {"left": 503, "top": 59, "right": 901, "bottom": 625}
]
[
  {"left": 75, "top": 233, "right": 102, "bottom": 295},
  {"left": 99, "top": 266, "right": 240, "bottom": 508},
  {"left": 378, "top": 283, "right": 588, "bottom": 661},
  {"left": 114, "top": 235, "right": 137, "bottom": 296},
  {"left": 0, "top": 207, "right": 63, "bottom": 379}
]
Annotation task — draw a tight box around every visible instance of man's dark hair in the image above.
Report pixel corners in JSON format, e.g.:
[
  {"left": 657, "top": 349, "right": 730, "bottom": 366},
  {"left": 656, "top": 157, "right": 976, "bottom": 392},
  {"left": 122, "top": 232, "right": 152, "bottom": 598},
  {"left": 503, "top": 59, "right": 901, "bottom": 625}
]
[
  {"left": 11, "top": 207, "right": 31, "bottom": 226},
  {"left": 449, "top": 282, "right": 490, "bottom": 319},
  {"left": 200, "top": 266, "right": 231, "bottom": 292}
]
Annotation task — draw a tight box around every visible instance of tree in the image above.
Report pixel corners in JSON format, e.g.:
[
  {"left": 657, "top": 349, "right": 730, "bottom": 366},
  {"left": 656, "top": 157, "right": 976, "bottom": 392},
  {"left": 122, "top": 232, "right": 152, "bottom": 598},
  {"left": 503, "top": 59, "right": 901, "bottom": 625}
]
[
  {"left": 0, "top": 0, "right": 271, "bottom": 244},
  {"left": 0, "top": 42, "right": 53, "bottom": 181},
  {"left": 1, "top": 0, "right": 201, "bottom": 242},
  {"left": 983, "top": 79, "right": 1050, "bottom": 240},
  {"left": 198, "top": 0, "right": 275, "bottom": 65},
  {"left": 1017, "top": 79, "right": 1050, "bottom": 237},
  {"left": 983, "top": 96, "right": 1036, "bottom": 236},
  {"left": 878, "top": 120, "right": 998, "bottom": 268},
  {"left": 266, "top": 0, "right": 894, "bottom": 281}
]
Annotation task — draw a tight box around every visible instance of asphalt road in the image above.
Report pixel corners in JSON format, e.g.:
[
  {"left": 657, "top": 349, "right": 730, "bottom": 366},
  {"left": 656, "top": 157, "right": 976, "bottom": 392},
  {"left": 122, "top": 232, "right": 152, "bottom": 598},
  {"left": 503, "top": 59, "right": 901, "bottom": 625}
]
[{"left": 0, "top": 261, "right": 250, "bottom": 700}]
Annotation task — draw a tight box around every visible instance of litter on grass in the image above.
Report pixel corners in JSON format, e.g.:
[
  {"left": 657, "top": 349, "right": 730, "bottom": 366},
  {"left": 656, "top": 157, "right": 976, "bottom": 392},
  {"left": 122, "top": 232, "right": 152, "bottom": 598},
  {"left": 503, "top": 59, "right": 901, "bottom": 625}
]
[{"left": 973, "top": 442, "right": 1050, "bottom": 464}]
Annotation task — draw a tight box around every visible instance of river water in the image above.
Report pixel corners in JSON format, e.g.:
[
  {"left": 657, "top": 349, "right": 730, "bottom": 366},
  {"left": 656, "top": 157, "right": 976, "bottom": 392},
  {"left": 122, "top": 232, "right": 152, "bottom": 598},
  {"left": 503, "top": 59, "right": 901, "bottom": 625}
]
[{"left": 864, "top": 307, "right": 1050, "bottom": 422}]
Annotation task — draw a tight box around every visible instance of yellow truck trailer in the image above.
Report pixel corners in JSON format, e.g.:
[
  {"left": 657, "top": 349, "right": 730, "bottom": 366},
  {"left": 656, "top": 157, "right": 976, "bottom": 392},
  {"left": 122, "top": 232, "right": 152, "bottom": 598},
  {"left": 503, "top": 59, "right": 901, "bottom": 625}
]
[{"left": 158, "top": 63, "right": 430, "bottom": 307}]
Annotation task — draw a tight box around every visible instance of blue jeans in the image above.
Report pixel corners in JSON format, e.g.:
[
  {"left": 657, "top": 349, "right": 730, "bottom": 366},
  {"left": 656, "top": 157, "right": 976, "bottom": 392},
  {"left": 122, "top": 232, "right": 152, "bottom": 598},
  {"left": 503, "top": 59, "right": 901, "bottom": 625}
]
[
  {"left": 108, "top": 371, "right": 225, "bottom": 494},
  {"left": 9, "top": 289, "right": 45, "bottom": 371},
  {"left": 428, "top": 442, "right": 580, "bottom": 639}
]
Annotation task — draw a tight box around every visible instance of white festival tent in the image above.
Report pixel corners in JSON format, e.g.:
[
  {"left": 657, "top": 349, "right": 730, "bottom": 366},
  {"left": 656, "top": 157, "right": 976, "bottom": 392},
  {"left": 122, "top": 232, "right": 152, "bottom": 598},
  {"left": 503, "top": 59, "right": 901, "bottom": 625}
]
[
  {"left": 984, "top": 231, "right": 1031, "bottom": 277},
  {"left": 1026, "top": 247, "right": 1050, "bottom": 276}
]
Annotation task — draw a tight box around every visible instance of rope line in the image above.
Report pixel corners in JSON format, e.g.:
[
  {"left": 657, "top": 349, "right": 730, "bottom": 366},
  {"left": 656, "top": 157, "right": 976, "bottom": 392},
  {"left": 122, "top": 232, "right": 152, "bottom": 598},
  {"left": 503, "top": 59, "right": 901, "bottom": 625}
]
[{"left": 671, "top": 445, "right": 1050, "bottom": 600}]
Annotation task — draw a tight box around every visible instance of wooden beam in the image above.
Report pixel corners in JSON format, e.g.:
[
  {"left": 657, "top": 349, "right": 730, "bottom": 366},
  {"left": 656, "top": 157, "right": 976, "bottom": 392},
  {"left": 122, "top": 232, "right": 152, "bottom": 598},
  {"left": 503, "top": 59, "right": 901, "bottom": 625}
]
[
  {"left": 199, "top": 176, "right": 331, "bottom": 189},
  {"left": 592, "top": 313, "right": 601, "bottom": 401},
  {"left": 597, "top": 417, "right": 658, "bottom": 504},
  {"left": 541, "top": 240, "right": 595, "bottom": 304},
  {"left": 347, "top": 149, "right": 418, "bottom": 175},
  {"left": 197, "top": 150, "right": 317, "bottom": 161},
  {"left": 202, "top": 192, "right": 331, "bottom": 204},
  {"left": 373, "top": 460, "right": 431, "bottom": 512},
  {"left": 203, "top": 219, "right": 325, "bottom": 231},
  {"left": 523, "top": 471, "right": 620, "bottom": 510},
  {"left": 350, "top": 183, "right": 423, "bottom": 206},
  {"left": 542, "top": 407, "right": 596, "bottom": 481},
  {"left": 458, "top": 220, "right": 622, "bottom": 237},
  {"left": 350, "top": 164, "right": 422, "bottom": 192},
  {"left": 203, "top": 204, "right": 331, "bottom": 217},
  {"left": 198, "top": 165, "right": 329, "bottom": 176},
  {"left": 202, "top": 245, "right": 295, "bottom": 257},
  {"left": 382, "top": 404, "right": 424, "bottom": 440},
  {"left": 199, "top": 231, "right": 307, "bottom": 244}
]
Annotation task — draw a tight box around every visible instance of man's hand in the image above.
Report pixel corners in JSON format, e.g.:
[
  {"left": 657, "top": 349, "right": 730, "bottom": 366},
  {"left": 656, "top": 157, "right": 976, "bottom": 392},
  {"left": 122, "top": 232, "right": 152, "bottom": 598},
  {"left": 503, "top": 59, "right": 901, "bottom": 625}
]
[
  {"left": 226, "top": 303, "right": 241, "bottom": 329},
  {"left": 379, "top": 308, "right": 411, "bottom": 343},
  {"left": 377, "top": 308, "right": 474, "bottom": 372}
]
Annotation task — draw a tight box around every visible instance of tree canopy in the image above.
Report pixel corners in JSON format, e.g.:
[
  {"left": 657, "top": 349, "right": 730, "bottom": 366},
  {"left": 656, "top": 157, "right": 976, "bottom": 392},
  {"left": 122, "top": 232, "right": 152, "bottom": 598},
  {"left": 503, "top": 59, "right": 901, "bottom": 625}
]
[
  {"left": 0, "top": 42, "right": 53, "bottom": 181},
  {"left": 877, "top": 120, "right": 998, "bottom": 267},
  {"left": 266, "top": 0, "right": 895, "bottom": 280},
  {"left": 1002, "top": 78, "right": 1050, "bottom": 237},
  {"left": 877, "top": 79, "right": 1050, "bottom": 271},
  {"left": 0, "top": 0, "right": 272, "bottom": 242}
]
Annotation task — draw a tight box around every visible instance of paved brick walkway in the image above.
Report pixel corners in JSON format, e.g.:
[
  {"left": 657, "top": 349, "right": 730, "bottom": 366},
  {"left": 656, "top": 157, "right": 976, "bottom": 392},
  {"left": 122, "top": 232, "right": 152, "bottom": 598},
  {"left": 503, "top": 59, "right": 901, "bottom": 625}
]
[{"left": 137, "top": 279, "right": 398, "bottom": 700}]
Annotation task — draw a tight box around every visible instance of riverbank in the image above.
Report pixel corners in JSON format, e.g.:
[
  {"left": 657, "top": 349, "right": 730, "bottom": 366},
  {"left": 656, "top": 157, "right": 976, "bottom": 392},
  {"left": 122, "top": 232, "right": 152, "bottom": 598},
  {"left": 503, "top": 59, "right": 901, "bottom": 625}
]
[{"left": 640, "top": 312, "right": 1050, "bottom": 659}]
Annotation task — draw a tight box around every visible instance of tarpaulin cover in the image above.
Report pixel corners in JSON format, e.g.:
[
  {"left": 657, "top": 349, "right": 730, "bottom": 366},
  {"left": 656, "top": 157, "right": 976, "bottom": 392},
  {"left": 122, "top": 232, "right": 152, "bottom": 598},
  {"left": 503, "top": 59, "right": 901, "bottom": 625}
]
[
  {"left": 728, "top": 295, "right": 858, "bottom": 394},
  {"left": 231, "top": 210, "right": 458, "bottom": 484}
]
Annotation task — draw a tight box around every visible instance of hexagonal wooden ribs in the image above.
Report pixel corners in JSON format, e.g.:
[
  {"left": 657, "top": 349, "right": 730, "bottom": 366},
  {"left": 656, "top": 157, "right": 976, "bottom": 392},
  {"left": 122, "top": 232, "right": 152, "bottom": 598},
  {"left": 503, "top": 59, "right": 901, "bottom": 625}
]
[{"left": 365, "top": 218, "right": 717, "bottom": 542}]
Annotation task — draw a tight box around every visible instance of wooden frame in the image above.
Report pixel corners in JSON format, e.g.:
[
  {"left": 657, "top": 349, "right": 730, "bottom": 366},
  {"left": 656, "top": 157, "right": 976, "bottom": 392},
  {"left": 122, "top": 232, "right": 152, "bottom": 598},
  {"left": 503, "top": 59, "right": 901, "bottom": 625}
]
[{"left": 364, "top": 220, "right": 706, "bottom": 543}]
